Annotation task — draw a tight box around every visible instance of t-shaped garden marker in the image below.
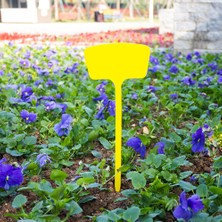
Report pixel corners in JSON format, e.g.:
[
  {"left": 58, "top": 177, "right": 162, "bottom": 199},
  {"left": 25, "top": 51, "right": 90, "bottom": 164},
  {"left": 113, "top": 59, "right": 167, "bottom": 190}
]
[{"left": 84, "top": 43, "right": 150, "bottom": 192}]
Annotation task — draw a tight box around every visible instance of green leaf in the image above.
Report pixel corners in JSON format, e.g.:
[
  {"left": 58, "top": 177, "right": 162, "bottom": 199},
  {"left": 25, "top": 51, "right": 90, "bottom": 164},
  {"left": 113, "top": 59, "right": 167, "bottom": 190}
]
[
  {"left": 83, "top": 106, "right": 93, "bottom": 116},
  {"left": 18, "top": 220, "right": 37, "bottom": 222},
  {"left": 79, "top": 195, "right": 96, "bottom": 204},
  {"left": 123, "top": 206, "right": 140, "bottom": 222},
  {"left": 213, "top": 156, "right": 222, "bottom": 169},
  {"left": 98, "top": 137, "right": 112, "bottom": 149},
  {"left": 31, "top": 201, "right": 43, "bottom": 213},
  {"left": 126, "top": 172, "right": 146, "bottom": 189},
  {"left": 65, "top": 201, "right": 82, "bottom": 215},
  {"left": 12, "top": 194, "right": 27, "bottom": 208},
  {"left": 144, "top": 168, "right": 158, "bottom": 178},
  {"left": 50, "top": 186, "right": 66, "bottom": 200},
  {"left": 59, "top": 160, "right": 74, "bottom": 167},
  {"left": 107, "top": 210, "right": 121, "bottom": 221},
  {"left": 149, "top": 176, "right": 170, "bottom": 194},
  {"left": 39, "top": 180, "right": 53, "bottom": 193},
  {"left": 209, "top": 186, "right": 222, "bottom": 195},
  {"left": 76, "top": 177, "right": 95, "bottom": 186},
  {"left": 178, "top": 181, "right": 196, "bottom": 192},
  {"left": 179, "top": 171, "right": 193, "bottom": 179},
  {"left": 197, "top": 184, "right": 208, "bottom": 197},
  {"left": 50, "top": 169, "right": 68, "bottom": 185},
  {"left": 0, "top": 111, "right": 15, "bottom": 120},
  {"left": 169, "top": 132, "right": 181, "bottom": 143},
  {"left": 24, "top": 136, "right": 37, "bottom": 145},
  {"left": 171, "top": 156, "right": 190, "bottom": 169},
  {"left": 6, "top": 147, "right": 23, "bottom": 156},
  {"left": 91, "top": 150, "right": 102, "bottom": 158},
  {"left": 14, "top": 134, "right": 26, "bottom": 142},
  {"left": 96, "top": 215, "right": 109, "bottom": 222},
  {"left": 48, "top": 137, "right": 61, "bottom": 144}
]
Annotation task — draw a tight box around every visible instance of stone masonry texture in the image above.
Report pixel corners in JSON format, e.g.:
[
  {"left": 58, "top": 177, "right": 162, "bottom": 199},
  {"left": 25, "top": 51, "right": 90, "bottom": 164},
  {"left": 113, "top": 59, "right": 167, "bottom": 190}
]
[{"left": 173, "top": 0, "right": 222, "bottom": 53}]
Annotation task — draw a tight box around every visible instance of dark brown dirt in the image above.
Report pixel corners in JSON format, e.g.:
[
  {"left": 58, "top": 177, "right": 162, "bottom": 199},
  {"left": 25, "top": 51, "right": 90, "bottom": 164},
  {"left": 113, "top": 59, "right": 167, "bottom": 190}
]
[
  {"left": 181, "top": 155, "right": 213, "bottom": 174},
  {"left": 0, "top": 148, "right": 214, "bottom": 222}
]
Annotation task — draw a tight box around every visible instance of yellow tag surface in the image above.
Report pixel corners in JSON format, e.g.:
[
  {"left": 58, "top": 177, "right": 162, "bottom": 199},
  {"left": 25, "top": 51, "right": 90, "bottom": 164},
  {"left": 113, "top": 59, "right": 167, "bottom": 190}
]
[{"left": 84, "top": 43, "right": 150, "bottom": 192}]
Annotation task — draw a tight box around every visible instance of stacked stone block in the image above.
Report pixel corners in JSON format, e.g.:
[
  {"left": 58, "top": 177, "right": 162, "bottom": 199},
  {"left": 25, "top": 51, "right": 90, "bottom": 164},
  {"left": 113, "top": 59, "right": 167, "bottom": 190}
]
[{"left": 174, "top": 0, "right": 222, "bottom": 54}]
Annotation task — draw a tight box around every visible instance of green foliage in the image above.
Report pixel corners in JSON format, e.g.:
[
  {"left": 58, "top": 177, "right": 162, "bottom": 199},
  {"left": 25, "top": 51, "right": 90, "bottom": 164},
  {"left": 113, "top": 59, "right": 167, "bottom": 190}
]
[{"left": 1, "top": 45, "right": 222, "bottom": 221}]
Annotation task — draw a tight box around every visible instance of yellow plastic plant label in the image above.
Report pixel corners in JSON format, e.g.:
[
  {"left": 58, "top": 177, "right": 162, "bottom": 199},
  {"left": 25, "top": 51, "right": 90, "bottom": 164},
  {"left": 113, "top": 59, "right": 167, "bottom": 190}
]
[{"left": 84, "top": 43, "right": 150, "bottom": 192}]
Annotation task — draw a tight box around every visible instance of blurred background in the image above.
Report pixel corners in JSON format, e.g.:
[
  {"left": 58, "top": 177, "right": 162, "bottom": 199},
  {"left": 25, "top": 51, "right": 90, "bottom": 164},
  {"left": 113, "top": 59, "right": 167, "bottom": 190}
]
[{"left": 0, "top": 0, "right": 173, "bottom": 23}]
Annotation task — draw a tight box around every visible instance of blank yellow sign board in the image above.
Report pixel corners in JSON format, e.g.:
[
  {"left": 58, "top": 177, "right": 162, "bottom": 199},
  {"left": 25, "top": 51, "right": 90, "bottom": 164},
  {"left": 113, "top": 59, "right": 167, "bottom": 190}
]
[{"left": 84, "top": 43, "right": 150, "bottom": 192}]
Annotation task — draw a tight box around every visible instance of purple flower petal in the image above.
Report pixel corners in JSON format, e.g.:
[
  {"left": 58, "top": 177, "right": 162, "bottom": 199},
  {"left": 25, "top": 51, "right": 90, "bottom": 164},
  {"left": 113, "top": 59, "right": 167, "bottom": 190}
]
[
  {"left": 180, "top": 191, "right": 188, "bottom": 209},
  {"left": 126, "top": 137, "right": 146, "bottom": 158},
  {"left": 155, "top": 141, "right": 165, "bottom": 154},
  {"left": 187, "top": 194, "right": 204, "bottom": 213},
  {"left": 36, "top": 154, "right": 51, "bottom": 168},
  {"left": 54, "top": 114, "right": 72, "bottom": 136},
  {"left": 108, "top": 100, "right": 115, "bottom": 116},
  {"left": 191, "top": 127, "right": 205, "bottom": 153},
  {"left": 173, "top": 205, "right": 192, "bottom": 220}
]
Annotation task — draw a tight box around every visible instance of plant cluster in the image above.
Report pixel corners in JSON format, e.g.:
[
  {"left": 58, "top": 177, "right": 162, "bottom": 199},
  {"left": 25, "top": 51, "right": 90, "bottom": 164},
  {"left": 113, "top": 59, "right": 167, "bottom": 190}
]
[
  {"left": 0, "top": 28, "right": 173, "bottom": 48},
  {"left": 0, "top": 43, "right": 222, "bottom": 221}
]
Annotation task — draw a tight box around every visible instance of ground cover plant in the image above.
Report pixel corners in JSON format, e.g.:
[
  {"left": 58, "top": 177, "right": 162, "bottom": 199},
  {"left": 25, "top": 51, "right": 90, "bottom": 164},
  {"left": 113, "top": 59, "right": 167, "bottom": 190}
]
[
  {"left": 0, "top": 42, "right": 222, "bottom": 222},
  {"left": 0, "top": 27, "right": 173, "bottom": 48}
]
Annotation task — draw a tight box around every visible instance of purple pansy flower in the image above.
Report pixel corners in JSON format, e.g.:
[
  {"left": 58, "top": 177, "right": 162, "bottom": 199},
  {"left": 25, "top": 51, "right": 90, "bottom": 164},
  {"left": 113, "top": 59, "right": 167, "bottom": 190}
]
[
  {"left": 54, "top": 114, "right": 73, "bottom": 136},
  {"left": 24, "top": 50, "right": 31, "bottom": 59},
  {"left": 182, "top": 76, "right": 196, "bottom": 86},
  {"left": 34, "top": 79, "right": 43, "bottom": 86},
  {"left": 57, "top": 103, "right": 68, "bottom": 114},
  {"left": 39, "top": 96, "right": 55, "bottom": 101},
  {"left": 64, "top": 62, "right": 79, "bottom": 74},
  {"left": 173, "top": 191, "right": 204, "bottom": 221},
  {"left": 163, "top": 75, "right": 170, "bottom": 80},
  {"left": 217, "top": 69, "right": 222, "bottom": 76},
  {"left": 19, "top": 59, "right": 30, "bottom": 68},
  {"left": 36, "top": 154, "right": 51, "bottom": 168},
  {"left": 45, "top": 101, "right": 57, "bottom": 111},
  {"left": 108, "top": 100, "right": 115, "bottom": 116},
  {"left": 0, "top": 70, "right": 4, "bottom": 76},
  {"left": 56, "top": 93, "right": 64, "bottom": 99},
  {"left": 155, "top": 141, "right": 165, "bottom": 154},
  {"left": 93, "top": 93, "right": 109, "bottom": 106},
  {"left": 165, "top": 53, "right": 174, "bottom": 62},
  {"left": 191, "top": 127, "right": 205, "bottom": 153},
  {"left": 194, "top": 51, "right": 201, "bottom": 57},
  {"left": 150, "top": 56, "right": 159, "bottom": 65},
  {"left": 197, "top": 58, "right": 204, "bottom": 65},
  {"left": 190, "top": 175, "right": 198, "bottom": 183},
  {"left": 37, "top": 68, "right": 50, "bottom": 76},
  {"left": 203, "top": 124, "right": 213, "bottom": 137},
  {"left": 126, "top": 137, "right": 146, "bottom": 158},
  {"left": 149, "top": 66, "right": 159, "bottom": 73},
  {"left": 95, "top": 107, "right": 105, "bottom": 120},
  {"left": 45, "top": 79, "right": 54, "bottom": 87},
  {"left": 0, "top": 158, "right": 23, "bottom": 190},
  {"left": 186, "top": 53, "right": 192, "bottom": 61},
  {"left": 169, "top": 65, "right": 179, "bottom": 74},
  {"left": 20, "top": 110, "right": 37, "bottom": 123},
  {"left": 44, "top": 50, "right": 56, "bottom": 58},
  {"left": 147, "top": 85, "right": 157, "bottom": 93},
  {"left": 96, "top": 81, "right": 107, "bottom": 94},
  {"left": 93, "top": 83, "right": 115, "bottom": 119},
  {"left": 132, "top": 93, "right": 138, "bottom": 100},
  {"left": 208, "top": 62, "right": 218, "bottom": 71},
  {"left": 21, "top": 86, "right": 33, "bottom": 101},
  {"left": 170, "top": 93, "right": 178, "bottom": 102},
  {"left": 218, "top": 76, "right": 222, "bottom": 84}
]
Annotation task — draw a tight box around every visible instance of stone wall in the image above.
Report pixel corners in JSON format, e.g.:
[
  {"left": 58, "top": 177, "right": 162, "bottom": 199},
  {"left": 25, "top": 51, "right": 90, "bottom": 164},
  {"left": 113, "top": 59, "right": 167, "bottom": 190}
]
[
  {"left": 159, "top": 9, "right": 174, "bottom": 34},
  {"left": 174, "top": 0, "right": 222, "bottom": 54}
]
